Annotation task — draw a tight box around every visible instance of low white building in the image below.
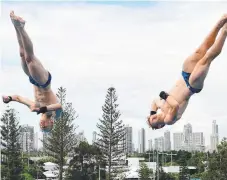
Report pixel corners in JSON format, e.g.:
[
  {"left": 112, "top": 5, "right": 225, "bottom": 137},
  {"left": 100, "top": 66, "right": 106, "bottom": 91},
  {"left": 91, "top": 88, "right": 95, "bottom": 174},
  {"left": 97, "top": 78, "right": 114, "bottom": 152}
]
[{"left": 122, "top": 157, "right": 197, "bottom": 180}]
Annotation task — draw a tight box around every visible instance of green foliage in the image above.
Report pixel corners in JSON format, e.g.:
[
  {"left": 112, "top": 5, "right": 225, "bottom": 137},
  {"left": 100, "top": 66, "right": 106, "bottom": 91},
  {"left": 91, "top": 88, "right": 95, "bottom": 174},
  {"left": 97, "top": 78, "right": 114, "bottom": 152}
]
[
  {"left": 200, "top": 138, "right": 227, "bottom": 180},
  {"left": 138, "top": 162, "right": 153, "bottom": 179},
  {"left": 1, "top": 165, "right": 8, "bottom": 179},
  {"left": 190, "top": 172, "right": 204, "bottom": 179},
  {"left": 65, "top": 141, "right": 104, "bottom": 180},
  {"left": 21, "top": 163, "right": 45, "bottom": 179},
  {"left": 178, "top": 152, "right": 189, "bottom": 180},
  {"left": 189, "top": 152, "right": 207, "bottom": 173},
  {"left": 158, "top": 168, "right": 176, "bottom": 180},
  {"left": 42, "top": 87, "right": 78, "bottom": 180},
  {"left": 165, "top": 161, "right": 179, "bottom": 166},
  {"left": 95, "top": 87, "right": 126, "bottom": 180},
  {"left": 20, "top": 173, "right": 34, "bottom": 180},
  {"left": 167, "top": 173, "right": 178, "bottom": 180},
  {"left": 1, "top": 108, "right": 23, "bottom": 180},
  {"left": 37, "top": 156, "right": 59, "bottom": 164}
]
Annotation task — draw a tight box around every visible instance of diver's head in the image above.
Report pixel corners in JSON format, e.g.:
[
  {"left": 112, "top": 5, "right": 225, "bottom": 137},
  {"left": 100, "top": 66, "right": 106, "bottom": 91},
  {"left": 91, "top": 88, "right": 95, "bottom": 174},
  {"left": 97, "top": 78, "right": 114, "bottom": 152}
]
[
  {"left": 39, "top": 112, "right": 54, "bottom": 132},
  {"left": 147, "top": 112, "right": 165, "bottom": 130}
]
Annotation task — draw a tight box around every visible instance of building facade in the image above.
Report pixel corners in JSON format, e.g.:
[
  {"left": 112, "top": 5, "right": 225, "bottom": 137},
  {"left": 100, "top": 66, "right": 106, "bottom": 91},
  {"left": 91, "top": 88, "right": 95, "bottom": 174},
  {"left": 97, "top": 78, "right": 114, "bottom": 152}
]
[
  {"left": 19, "top": 125, "right": 35, "bottom": 152},
  {"left": 138, "top": 128, "right": 145, "bottom": 153},
  {"left": 164, "top": 130, "right": 171, "bottom": 151}
]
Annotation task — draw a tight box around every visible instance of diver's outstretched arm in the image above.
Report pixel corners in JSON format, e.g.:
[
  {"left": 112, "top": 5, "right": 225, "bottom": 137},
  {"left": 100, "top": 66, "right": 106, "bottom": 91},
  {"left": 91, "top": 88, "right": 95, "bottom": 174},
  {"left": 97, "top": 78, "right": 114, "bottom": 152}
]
[
  {"left": 36, "top": 103, "right": 62, "bottom": 115},
  {"left": 46, "top": 103, "right": 62, "bottom": 112},
  {"left": 2, "top": 95, "right": 34, "bottom": 108}
]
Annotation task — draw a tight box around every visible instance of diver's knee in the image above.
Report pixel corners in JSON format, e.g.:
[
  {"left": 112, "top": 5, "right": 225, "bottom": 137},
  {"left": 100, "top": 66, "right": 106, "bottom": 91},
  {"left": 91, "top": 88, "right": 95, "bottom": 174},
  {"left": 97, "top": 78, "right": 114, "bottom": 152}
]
[
  {"left": 24, "top": 54, "right": 34, "bottom": 64},
  {"left": 20, "top": 51, "right": 25, "bottom": 58},
  {"left": 164, "top": 119, "right": 176, "bottom": 125}
]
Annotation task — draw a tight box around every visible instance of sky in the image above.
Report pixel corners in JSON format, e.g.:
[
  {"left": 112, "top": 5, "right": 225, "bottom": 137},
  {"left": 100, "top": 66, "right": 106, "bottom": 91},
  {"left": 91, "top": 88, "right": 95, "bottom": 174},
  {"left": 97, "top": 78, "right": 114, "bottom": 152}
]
[{"left": 1, "top": 1, "right": 227, "bottom": 149}]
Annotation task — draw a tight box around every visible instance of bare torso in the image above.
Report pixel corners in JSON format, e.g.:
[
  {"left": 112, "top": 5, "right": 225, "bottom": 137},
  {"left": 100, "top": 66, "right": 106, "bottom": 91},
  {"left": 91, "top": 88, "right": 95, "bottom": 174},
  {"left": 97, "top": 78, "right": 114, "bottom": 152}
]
[
  {"left": 160, "top": 76, "right": 193, "bottom": 121},
  {"left": 33, "top": 85, "right": 58, "bottom": 107}
]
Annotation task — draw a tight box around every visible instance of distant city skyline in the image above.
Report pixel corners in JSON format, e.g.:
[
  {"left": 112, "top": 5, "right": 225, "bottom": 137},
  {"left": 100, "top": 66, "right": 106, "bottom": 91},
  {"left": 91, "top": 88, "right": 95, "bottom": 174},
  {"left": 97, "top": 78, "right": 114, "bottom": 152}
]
[
  {"left": 8, "top": 119, "right": 221, "bottom": 153},
  {"left": 91, "top": 121, "right": 219, "bottom": 153}
]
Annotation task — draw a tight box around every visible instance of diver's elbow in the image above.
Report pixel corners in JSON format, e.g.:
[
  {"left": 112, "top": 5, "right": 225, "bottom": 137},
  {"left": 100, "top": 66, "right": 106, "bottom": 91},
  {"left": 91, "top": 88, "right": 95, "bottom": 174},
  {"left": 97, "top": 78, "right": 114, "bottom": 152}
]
[{"left": 58, "top": 104, "right": 62, "bottom": 109}]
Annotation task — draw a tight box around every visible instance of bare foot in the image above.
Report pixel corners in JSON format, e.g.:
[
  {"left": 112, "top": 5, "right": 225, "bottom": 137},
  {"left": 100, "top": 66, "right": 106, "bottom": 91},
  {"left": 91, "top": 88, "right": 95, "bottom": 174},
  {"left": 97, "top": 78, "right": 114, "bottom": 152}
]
[
  {"left": 10, "top": 10, "right": 25, "bottom": 28},
  {"left": 222, "top": 23, "right": 227, "bottom": 33},
  {"left": 147, "top": 116, "right": 152, "bottom": 128},
  {"left": 2, "top": 96, "right": 11, "bottom": 104}
]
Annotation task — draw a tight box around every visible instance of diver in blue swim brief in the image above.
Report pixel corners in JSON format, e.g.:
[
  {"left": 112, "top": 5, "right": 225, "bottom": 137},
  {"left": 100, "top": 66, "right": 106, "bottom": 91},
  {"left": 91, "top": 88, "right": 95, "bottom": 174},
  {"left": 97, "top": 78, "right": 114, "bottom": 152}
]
[
  {"left": 2, "top": 11, "right": 62, "bottom": 132},
  {"left": 147, "top": 14, "right": 227, "bottom": 130}
]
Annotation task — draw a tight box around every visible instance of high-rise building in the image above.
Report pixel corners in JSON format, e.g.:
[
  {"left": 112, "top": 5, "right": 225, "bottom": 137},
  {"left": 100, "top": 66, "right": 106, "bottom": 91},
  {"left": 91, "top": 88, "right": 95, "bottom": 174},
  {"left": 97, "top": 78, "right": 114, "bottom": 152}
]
[
  {"left": 164, "top": 130, "right": 171, "bottom": 151},
  {"left": 138, "top": 128, "right": 145, "bottom": 153},
  {"left": 154, "top": 137, "right": 164, "bottom": 152},
  {"left": 92, "top": 131, "right": 97, "bottom": 144},
  {"left": 19, "top": 125, "right": 34, "bottom": 152},
  {"left": 210, "top": 120, "right": 219, "bottom": 152},
  {"left": 173, "top": 124, "right": 205, "bottom": 152},
  {"left": 182, "top": 123, "right": 193, "bottom": 151},
  {"left": 78, "top": 131, "right": 86, "bottom": 143},
  {"left": 173, "top": 133, "right": 183, "bottom": 151},
  {"left": 154, "top": 138, "right": 158, "bottom": 150},
  {"left": 34, "top": 132, "right": 39, "bottom": 151},
  {"left": 132, "top": 143, "right": 135, "bottom": 152},
  {"left": 183, "top": 123, "right": 192, "bottom": 144},
  {"left": 148, "top": 139, "right": 153, "bottom": 151},
  {"left": 125, "top": 126, "right": 133, "bottom": 154},
  {"left": 42, "top": 132, "right": 51, "bottom": 151},
  {"left": 192, "top": 132, "right": 205, "bottom": 152}
]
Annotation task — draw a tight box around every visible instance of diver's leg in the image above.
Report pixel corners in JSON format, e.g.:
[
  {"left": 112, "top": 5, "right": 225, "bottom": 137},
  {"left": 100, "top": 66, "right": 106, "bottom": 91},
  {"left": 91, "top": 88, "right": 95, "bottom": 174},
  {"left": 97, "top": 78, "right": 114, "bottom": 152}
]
[
  {"left": 11, "top": 11, "right": 49, "bottom": 84},
  {"left": 182, "top": 14, "right": 227, "bottom": 73},
  {"left": 189, "top": 23, "right": 227, "bottom": 89},
  {"left": 10, "top": 11, "right": 30, "bottom": 76}
]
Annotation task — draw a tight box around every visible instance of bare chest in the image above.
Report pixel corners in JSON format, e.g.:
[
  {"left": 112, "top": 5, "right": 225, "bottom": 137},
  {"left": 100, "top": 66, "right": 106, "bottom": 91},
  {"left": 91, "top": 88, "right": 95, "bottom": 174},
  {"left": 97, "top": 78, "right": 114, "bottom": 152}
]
[{"left": 34, "top": 87, "right": 58, "bottom": 107}]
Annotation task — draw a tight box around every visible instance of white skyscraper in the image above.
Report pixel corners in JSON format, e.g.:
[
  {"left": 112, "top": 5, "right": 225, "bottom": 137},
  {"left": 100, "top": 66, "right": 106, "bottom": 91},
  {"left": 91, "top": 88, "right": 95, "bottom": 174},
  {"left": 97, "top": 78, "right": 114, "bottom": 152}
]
[
  {"left": 34, "top": 132, "right": 39, "bottom": 151},
  {"left": 192, "top": 132, "right": 205, "bottom": 152},
  {"left": 92, "top": 131, "right": 97, "bottom": 144},
  {"left": 42, "top": 132, "right": 51, "bottom": 151},
  {"left": 148, "top": 139, "right": 153, "bottom": 151},
  {"left": 182, "top": 123, "right": 193, "bottom": 151},
  {"left": 164, "top": 130, "right": 171, "bottom": 151},
  {"left": 154, "top": 137, "right": 164, "bottom": 152},
  {"left": 19, "top": 125, "right": 35, "bottom": 152},
  {"left": 183, "top": 123, "right": 192, "bottom": 144},
  {"left": 154, "top": 138, "right": 158, "bottom": 150},
  {"left": 210, "top": 120, "right": 219, "bottom": 152},
  {"left": 125, "top": 126, "right": 133, "bottom": 154},
  {"left": 132, "top": 143, "right": 135, "bottom": 152},
  {"left": 138, "top": 128, "right": 145, "bottom": 153},
  {"left": 78, "top": 131, "right": 86, "bottom": 143},
  {"left": 173, "top": 133, "right": 183, "bottom": 151}
]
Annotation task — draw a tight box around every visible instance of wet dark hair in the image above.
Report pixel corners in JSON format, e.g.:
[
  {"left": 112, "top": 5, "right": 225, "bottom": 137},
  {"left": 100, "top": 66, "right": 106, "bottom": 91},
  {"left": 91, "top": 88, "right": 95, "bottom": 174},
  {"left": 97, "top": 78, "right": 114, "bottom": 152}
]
[
  {"left": 45, "top": 111, "right": 53, "bottom": 118},
  {"left": 151, "top": 123, "right": 165, "bottom": 130}
]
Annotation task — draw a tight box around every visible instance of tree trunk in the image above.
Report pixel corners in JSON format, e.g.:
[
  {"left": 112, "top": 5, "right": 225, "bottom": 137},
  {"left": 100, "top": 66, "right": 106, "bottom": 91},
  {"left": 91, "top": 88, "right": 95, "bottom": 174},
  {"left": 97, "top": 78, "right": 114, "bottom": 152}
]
[
  {"left": 59, "top": 128, "right": 64, "bottom": 180},
  {"left": 59, "top": 161, "right": 63, "bottom": 180},
  {"left": 108, "top": 159, "right": 111, "bottom": 180}
]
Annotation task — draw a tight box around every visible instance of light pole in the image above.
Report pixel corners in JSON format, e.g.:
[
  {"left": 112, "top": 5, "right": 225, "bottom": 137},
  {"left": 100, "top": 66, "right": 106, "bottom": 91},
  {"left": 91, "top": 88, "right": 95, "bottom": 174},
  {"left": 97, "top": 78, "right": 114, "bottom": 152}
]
[
  {"left": 165, "top": 152, "right": 177, "bottom": 166},
  {"left": 146, "top": 151, "right": 155, "bottom": 179},
  {"left": 156, "top": 151, "right": 167, "bottom": 180},
  {"left": 98, "top": 165, "right": 105, "bottom": 180},
  {"left": 99, "top": 164, "right": 100, "bottom": 180},
  {"left": 146, "top": 151, "right": 154, "bottom": 162}
]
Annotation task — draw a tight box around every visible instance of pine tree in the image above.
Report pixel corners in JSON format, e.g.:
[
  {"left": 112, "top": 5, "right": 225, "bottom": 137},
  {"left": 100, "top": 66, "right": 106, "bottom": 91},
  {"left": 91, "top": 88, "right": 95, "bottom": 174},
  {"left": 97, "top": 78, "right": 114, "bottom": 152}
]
[
  {"left": 178, "top": 152, "right": 189, "bottom": 180},
  {"left": 95, "top": 87, "right": 126, "bottom": 180},
  {"left": 1, "top": 108, "right": 22, "bottom": 180},
  {"left": 138, "top": 162, "right": 153, "bottom": 180},
  {"left": 65, "top": 141, "right": 103, "bottom": 180},
  {"left": 42, "top": 87, "right": 78, "bottom": 180}
]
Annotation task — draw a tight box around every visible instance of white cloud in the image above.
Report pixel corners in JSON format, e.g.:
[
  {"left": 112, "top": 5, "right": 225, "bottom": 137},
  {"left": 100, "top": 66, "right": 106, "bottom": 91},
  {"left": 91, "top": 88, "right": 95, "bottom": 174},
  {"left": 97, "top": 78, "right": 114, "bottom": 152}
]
[{"left": 1, "top": 2, "right": 227, "bottom": 149}]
